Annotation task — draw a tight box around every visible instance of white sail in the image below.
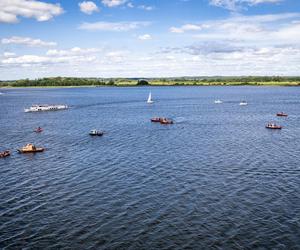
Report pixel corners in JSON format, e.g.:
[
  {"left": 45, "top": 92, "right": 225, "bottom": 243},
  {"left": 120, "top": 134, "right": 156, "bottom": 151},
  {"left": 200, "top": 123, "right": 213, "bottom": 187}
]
[{"left": 147, "top": 92, "right": 153, "bottom": 103}]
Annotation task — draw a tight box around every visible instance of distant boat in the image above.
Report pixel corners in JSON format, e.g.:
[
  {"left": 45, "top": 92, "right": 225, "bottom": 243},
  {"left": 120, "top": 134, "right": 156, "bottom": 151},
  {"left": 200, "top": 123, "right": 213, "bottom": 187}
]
[
  {"left": 266, "top": 123, "right": 282, "bottom": 130},
  {"left": 147, "top": 92, "right": 153, "bottom": 104},
  {"left": 24, "top": 104, "right": 68, "bottom": 112},
  {"left": 239, "top": 101, "right": 248, "bottom": 106},
  {"left": 89, "top": 129, "right": 104, "bottom": 136},
  {"left": 214, "top": 100, "right": 223, "bottom": 104},
  {"left": 277, "top": 112, "right": 288, "bottom": 117}
]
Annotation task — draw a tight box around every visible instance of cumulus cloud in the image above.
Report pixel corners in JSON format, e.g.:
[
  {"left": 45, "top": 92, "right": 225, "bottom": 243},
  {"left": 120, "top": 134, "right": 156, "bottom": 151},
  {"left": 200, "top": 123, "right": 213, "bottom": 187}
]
[
  {"left": 1, "top": 36, "right": 57, "bottom": 47},
  {"left": 209, "top": 0, "right": 282, "bottom": 11},
  {"left": 138, "top": 34, "right": 152, "bottom": 40},
  {"left": 78, "top": 21, "right": 150, "bottom": 31},
  {"left": 0, "top": 0, "right": 63, "bottom": 23},
  {"left": 1, "top": 47, "right": 100, "bottom": 66},
  {"left": 101, "top": 0, "right": 128, "bottom": 7},
  {"left": 79, "top": 1, "right": 99, "bottom": 14},
  {"left": 170, "top": 24, "right": 209, "bottom": 33}
]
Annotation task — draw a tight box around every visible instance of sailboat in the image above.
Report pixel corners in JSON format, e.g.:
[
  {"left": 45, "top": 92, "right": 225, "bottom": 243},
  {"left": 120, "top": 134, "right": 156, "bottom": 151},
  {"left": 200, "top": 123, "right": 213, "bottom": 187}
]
[{"left": 147, "top": 92, "right": 153, "bottom": 104}]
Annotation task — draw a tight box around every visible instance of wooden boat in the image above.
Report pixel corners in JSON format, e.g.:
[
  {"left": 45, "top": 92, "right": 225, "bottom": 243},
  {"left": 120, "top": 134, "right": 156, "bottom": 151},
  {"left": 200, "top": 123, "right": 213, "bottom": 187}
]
[
  {"left": 18, "top": 144, "right": 44, "bottom": 153},
  {"left": 0, "top": 150, "right": 10, "bottom": 158},
  {"left": 276, "top": 112, "right": 288, "bottom": 117},
  {"left": 89, "top": 129, "right": 104, "bottom": 136},
  {"left": 34, "top": 127, "right": 43, "bottom": 133},
  {"left": 151, "top": 117, "right": 163, "bottom": 122},
  {"left": 160, "top": 118, "right": 174, "bottom": 125},
  {"left": 265, "top": 123, "right": 282, "bottom": 129}
]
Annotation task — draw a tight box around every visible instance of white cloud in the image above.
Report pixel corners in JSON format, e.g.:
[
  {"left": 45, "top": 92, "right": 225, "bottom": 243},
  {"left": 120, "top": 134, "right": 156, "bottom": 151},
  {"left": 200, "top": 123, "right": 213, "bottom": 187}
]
[
  {"left": 79, "top": 1, "right": 99, "bottom": 14},
  {"left": 138, "top": 34, "right": 152, "bottom": 40},
  {"left": 46, "top": 47, "right": 100, "bottom": 56},
  {"left": 138, "top": 5, "right": 154, "bottom": 11},
  {"left": 78, "top": 21, "right": 150, "bottom": 31},
  {"left": 2, "top": 47, "right": 100, "bottom": 66},
  {"left": 1, "top": 36, "right": 57, "bottom": 47},
  {"left": 101, "top": 0, "right": 128, "bottom": 7},
  {"left": 0, "top": 0, "right": 63, "bottom": 23},
  {"left": 3, "top": 52, "right": 17, "bottom": 58},
  {"left": 209, "top": 0, "right": 282, "bottom": 11},
  {"left": 170, "top": 24, "right": 209, "bottom": 33}
]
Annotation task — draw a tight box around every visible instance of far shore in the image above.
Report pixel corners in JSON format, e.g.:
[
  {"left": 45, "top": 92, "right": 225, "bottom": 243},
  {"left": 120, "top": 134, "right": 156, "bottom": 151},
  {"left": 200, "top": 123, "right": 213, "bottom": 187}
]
[
  {"left": 1, "top": 83, "right": 300, "bottom": 89},
  {"left": 1, "top": 77, "right": 300, "bottom": 88}
]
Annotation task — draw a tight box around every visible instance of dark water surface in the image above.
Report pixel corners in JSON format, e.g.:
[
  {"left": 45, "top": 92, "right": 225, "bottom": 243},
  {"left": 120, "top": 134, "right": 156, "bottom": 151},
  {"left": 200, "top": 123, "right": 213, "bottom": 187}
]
[{"left": 1, "top": 86, "right": 300, "bottom": 249}]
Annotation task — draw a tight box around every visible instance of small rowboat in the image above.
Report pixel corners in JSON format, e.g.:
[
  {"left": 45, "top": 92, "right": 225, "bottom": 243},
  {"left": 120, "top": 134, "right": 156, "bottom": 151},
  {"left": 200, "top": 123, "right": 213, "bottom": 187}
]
[
  {"left": 0, "top": 150, "right": 10, "bottom": 158},
  {"left": 266, "top": 123, "right": 282, "bottom": 130},
  {"left": 276, "top": 112, "right": 288, "bottom": 117},
  {"left": 160, "top": 118, "right": 174, "bottom": 125},
  {"left": 34, "top": 127, "right": 43, "bottom": 133},
  {"left": 18, "top": 144, "right": 44, "bottom": 153},
  {"left": 151, "top": 117, "right": 162, "bottom": 122},
  {"left": 89, "top": 129, "right": 104, "bottom": 136}
]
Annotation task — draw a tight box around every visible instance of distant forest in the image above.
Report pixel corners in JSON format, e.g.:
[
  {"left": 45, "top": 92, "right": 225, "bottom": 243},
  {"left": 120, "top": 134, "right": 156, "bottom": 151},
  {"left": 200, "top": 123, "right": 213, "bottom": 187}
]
[{"left": 1, "top": 76, "right": 300, "bottom": 87}]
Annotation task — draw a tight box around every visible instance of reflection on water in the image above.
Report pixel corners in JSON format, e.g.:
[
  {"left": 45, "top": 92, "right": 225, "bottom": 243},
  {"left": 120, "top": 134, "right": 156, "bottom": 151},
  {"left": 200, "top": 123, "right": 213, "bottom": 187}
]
[{"left": 1, "top": 86, "right": 300, "bottom": 249}]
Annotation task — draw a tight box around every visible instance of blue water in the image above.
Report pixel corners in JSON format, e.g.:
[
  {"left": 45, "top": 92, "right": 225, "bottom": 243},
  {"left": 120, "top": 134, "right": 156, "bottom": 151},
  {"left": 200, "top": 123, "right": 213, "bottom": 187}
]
[{"left": 1, "top": 86, "right": 300, "bottom": 249}]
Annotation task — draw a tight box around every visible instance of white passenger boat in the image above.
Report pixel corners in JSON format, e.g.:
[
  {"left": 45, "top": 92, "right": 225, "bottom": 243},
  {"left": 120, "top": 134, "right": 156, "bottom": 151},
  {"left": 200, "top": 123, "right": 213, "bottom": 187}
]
[
  {"left": 24, "top": 104, "right": 68, "bottom": 112},
  {"left": 239, "top": 101, "right": 248, "bottom": 106},
  {"left": 214, "top": 100, "right": 223, "bottom": 104}
]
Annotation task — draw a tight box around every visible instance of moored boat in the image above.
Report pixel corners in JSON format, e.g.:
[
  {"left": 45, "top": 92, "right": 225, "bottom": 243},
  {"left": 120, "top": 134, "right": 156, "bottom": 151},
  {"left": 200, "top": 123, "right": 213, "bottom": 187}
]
[
  {"left": 24, "top": 104, "right": 68, "bottom": 112},
  {"left": 277, "top": 112, "right": 288, "bottom": 117},
  {"left": 160, "top": 118, "right": 174, "bottom": 125},
  {"left": 265, "top": 123, "right": 282, "bottom": 129},
  {"left": 0, "top": 150, "right": 10, "bottom": 158},
  {"left": 151, "top": 117, "right": 163, "bottom": 122},
  {"left": 89, "top": 129, "right": 104, "bottom": 136},
  {"left": 18, "top": 144, "right": 44, "bottom": 153}
]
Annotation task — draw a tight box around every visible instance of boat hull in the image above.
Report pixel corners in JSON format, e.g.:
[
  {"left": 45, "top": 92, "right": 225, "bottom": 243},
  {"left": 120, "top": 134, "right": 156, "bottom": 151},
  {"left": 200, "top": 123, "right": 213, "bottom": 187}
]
[
  {"left": 265, "top": 126, "right": 282, "bottom": 130},
  {"left": 18, "top": 148, "right": 44, "bottom": 153},
  {"left": 0, "top": 151, "right": 10, "bottom": 158}
]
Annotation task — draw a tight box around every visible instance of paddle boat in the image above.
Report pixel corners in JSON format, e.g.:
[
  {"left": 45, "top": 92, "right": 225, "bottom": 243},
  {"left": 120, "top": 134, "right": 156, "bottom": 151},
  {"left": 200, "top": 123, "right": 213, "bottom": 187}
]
[
  {"left": 0, "top": 150, "right": 10, "bottom": 158},
  {"left": 265, "top": 123, "right": 282, "bottom": 130},
  {"left": 276, "top": 112, "right": 288, "bottom": 117},
  {"left": 18, "top": 144, "right": 44, "bottom": 153},
  {"left": 89, "top": 129, "right": 104, "bottom": 136}
]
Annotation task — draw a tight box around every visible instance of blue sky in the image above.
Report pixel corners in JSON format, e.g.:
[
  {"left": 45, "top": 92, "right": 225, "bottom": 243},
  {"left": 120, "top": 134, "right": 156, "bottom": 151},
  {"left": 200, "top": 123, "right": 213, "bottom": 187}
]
[{"left": 1, "top": 0, "right": 300, "bottom": 79}]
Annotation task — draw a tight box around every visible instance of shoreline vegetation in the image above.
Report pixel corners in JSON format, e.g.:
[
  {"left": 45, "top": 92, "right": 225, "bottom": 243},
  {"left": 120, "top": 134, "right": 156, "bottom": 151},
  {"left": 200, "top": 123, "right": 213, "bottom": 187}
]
[{"left": 1, "top": 76, "right": 300, "bottom": 88}]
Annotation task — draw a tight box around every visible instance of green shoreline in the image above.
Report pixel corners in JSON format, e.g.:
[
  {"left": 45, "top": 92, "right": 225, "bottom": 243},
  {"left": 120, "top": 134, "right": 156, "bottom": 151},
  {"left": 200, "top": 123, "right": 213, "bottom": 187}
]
[{"left": 1, "top": 77, "right": 300, "bottom": 88}]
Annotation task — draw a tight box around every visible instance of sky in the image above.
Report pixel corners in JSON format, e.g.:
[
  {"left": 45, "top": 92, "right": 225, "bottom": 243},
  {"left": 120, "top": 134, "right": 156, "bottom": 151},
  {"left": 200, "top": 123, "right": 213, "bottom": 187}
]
[{"left": 1, "top": 0, "right": 300, "bottom": 79}]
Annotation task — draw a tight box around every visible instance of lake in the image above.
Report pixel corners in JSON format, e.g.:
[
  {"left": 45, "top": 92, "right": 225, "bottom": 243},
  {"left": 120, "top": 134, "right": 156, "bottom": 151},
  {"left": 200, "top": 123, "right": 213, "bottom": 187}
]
[{"left": 1, "top": 86, "right": 300, "bottom": 249}]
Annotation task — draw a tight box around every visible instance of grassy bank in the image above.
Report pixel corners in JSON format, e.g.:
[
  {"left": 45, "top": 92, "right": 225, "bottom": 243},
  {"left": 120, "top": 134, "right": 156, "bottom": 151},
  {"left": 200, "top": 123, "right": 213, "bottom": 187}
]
[{"left": 1, "top": 77, "right": 300, "bottom": 88}]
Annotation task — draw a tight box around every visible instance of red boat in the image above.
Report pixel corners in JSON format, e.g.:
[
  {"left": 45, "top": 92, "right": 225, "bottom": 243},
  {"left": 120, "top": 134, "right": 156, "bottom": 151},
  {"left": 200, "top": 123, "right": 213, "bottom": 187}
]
[
  {"left": 34, "top": 127, "right": 43, "bottom": 133},
  {"left": 266, "top": 123, "right": 282, "bottom": 129},
  {"left": 0, "top": 150, "right": 10, "bottom": 158},
  {"left": 160, "top": 118, "right": 174, "bottom": 125},
  {"left": 276, "top": 112, "right": 288, "bottom": 117},
  {"left": 151, "top": 117, "right": 163, "bottom": 122}
]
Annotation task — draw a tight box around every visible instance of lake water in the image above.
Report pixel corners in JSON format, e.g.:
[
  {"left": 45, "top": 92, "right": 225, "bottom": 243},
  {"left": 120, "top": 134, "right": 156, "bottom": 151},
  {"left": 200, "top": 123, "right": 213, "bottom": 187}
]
[{"left": 1, "top": 86, "right": 300, "bottom": 249}]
